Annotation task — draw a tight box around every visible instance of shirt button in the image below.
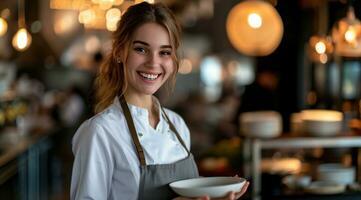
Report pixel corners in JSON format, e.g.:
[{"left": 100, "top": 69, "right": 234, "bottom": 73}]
[{"left": 138, "top": 132, "right": 143, "bottom": 137}]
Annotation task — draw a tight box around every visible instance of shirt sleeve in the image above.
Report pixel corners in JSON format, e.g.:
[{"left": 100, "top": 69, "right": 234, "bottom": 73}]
[{"left": 70, "top": 120, "right": 114, "bottom": 200}]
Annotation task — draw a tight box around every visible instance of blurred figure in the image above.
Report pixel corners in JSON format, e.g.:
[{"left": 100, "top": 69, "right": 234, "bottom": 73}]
[
  {"left": 234, "top": 68, "right": 280, "bottom": 131},
  {"left": 59, "top": 85, "right": 85, "bottom": 127}
]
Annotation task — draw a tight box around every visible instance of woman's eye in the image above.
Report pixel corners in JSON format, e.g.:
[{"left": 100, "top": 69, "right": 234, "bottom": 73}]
[
  {"left": 134, "top": 47, "right": 146, "bottom": 53},
  {"left": 160, "top": 51, "right": 172, "bottom": 56}
]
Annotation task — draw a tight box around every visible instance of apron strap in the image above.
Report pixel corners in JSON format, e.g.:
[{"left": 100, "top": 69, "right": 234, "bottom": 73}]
[
  {"left": 160, "top": 107, "right": 190, "bottom": 155},
  {"left": 119, "top": 96, "right": 146, "bottom": 166}
]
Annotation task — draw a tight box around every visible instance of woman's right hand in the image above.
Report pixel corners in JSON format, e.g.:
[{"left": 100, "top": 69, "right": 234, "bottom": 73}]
[{"left": 173, "top": 181, "right": 250, "bottom": 200}]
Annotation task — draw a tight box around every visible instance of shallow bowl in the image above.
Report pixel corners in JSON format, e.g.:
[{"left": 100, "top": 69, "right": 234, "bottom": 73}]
[{"left": 169, "top": 176, "right": 246, "bottom": 198}]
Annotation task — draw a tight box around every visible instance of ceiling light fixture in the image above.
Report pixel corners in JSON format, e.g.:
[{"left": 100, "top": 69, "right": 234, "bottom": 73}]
[{"left": 12, "top": 0, "right": 32, "bottom": 51}]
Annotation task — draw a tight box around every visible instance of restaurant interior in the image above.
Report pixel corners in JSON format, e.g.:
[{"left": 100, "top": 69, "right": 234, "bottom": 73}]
[{"left": 0, "top": 0, "right": 360, "bottom": 199}]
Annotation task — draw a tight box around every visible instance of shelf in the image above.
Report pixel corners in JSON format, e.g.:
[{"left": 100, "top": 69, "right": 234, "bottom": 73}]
[
  {"left": 249, "top": 134, "right": 361, "bottom": 200},
  {"left": 264, "top": 191, "right": 361, "bottom": 200}
]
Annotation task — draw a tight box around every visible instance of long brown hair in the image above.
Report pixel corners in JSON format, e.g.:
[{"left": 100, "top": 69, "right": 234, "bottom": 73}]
[{"left": 94, "top": 2, "right": 182, "bottom": 113}]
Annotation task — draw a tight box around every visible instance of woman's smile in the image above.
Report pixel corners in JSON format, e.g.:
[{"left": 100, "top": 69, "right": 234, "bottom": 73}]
[{"left": 138, "top": 71, "right": 162, "bottom": 81}]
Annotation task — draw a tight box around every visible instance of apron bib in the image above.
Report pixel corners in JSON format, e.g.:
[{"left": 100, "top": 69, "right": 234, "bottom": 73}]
[{"left": 119, "top": 96, "right": 199, "bottom": 200}]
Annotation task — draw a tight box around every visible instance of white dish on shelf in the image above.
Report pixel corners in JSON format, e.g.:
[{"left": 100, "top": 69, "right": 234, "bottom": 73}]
[
  {"left": 317, "top": 163, "right": 355, "bottom": 186},
  {"left": 305, "top": 181, "right": 346, "bottom": 195},
  {"left": 169, "top": 176, "right": 246, "bottom": 198},
  {"left": 301, "top": 110, "right": 343, "bottom": 137},
  {"left": 239, "top": 111, "right": 282, "bottom": 138}
]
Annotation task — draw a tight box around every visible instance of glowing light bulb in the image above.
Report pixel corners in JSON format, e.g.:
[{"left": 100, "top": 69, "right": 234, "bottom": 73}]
[
  {"left": 315, "top": 41, "right": 326, "bottom": 54},
  {"left": 247, "top": 13, "right": 262, "bottom": 29},
  {"left": 12, "top": 28, "right": 32, "bottom": 51},
  {"left": 0, "top": 18, "right": 7, "bottom": 36},
  {"left": 106, "top": 8, "right": 121, "bottom": 31},
  {"left": 344, "top": 26, "right": 356, "bottom": 43}
]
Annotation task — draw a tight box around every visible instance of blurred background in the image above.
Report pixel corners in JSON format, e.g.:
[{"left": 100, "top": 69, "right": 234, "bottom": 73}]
[{"left": 0, "top": 0, "right": 360, "bottom": 199}]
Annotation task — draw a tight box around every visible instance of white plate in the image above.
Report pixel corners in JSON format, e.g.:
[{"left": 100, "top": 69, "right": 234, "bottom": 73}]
[
  {"left": 169, "top": 176, "right": 246, "bottom": 198},
  {"left": 305, "top": 181, "right": 346, "bottom": 195}
]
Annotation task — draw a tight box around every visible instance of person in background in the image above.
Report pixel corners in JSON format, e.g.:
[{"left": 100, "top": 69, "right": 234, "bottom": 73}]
[
  {"left": 234, "top": 67, "right": 280, "bottom": 130},
  {"left": 70, "top": 2, "right": 249, "bottom": 200},
  {"left": 59, "top": 85, "right": 85, "bottom": 127}
]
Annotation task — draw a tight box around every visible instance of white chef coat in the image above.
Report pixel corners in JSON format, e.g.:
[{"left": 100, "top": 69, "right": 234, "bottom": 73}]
[{"left": 70, "top": 96, "right": 191, "bottom": 200}]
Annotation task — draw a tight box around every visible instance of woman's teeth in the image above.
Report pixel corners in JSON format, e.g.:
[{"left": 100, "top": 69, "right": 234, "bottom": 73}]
[{"left": 139, "top": 72, "right": 159, "bottom": 80}]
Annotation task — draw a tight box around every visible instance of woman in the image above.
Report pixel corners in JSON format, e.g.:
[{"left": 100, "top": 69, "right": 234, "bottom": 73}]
[{"left": 71, "top": 2, "right": 249, "bottom": 200}]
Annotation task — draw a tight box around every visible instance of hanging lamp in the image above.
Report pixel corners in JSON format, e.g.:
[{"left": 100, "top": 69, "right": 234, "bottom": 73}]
[
  {"left": 226, "top": 0, "right": 283, "bottom": 56},
  {"left": 12, "top": 0, "right": 32, "bottom": 51},
  {"left": 332, "top": 6, "right": 361, "bottom": 57}
]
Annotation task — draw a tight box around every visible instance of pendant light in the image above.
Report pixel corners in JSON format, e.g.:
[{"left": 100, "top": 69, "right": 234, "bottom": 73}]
[
  {"left": 12, "top": 0, "right": 32, "bottom": 51},
  {"left": 308, "top": 2, "right": 333, "bottom": 64},
  {"left": 226, "top": 0, "right": 283, "bottom": 56},
  {"left": 0, "top": 16, "right": 8, "bottom": 36},
  {"left": 332, "top": 5, "right": 361, "bottom": 57},
  {"left": 309, "top": 35, "right": 333, "bottom": 64}
]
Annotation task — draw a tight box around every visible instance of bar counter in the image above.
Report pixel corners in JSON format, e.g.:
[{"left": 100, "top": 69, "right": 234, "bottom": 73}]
[{"left": 0, "top": 127, "right": 58, "bottom": 199}]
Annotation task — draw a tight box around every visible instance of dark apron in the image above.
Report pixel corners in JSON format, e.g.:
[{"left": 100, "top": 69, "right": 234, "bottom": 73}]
[{"left": 119, "top": 97, "right": 199, "bottom": 200}]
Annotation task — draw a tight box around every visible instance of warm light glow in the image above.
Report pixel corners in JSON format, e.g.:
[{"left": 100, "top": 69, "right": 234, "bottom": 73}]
[
  {"left": 78, "top": 9, "right": 96, "bottom": 24},
  {"left": 320, "top": 54, "right": 328, "bottom": 64},
  {"left": 247, "top": 13, "right": 262, "bottom": 29},
  {"left": 301, "top": 110, "right": 343, "bottom": 122},
  {"left": 0, "top": 18, "right": 7, "bottom": 36},
  {"left": 344, "top": 26, "right": 357, "bottom": 43},
  {"left": 145, "top": 0, "right": 154, "bottom": 4},
  {"left": 1, "top": 9, "right": 11, "bottom": 19},
  {"left": 309, "top": 35, "right": 333, "bottom": 63},
  {"left": 135, "top": 0, "right": 154, "bottom": 4},
  {"left": 85, "top": 36, "right": 101, "bottom": 53},
  {"left": 315, "top": 41, "right": 326, "bottom": 54},
  {"left": 106, "top": 8, "right": 121, "bottom": 21},
  {"left": 114, "top": 0, "right": 124, "bottom": 5},
  {"left": 178, "top": 59, "right": 193, "bottom": 74},
  {"left": 12, "top": 28, "right": 32, "bottom": 51},
  {"left": 106, "top": 8, "right": 121, "bottom": 31},
  {"left": 54, "top": 11, "right": 78, "bottom": 35},
  {"left": 106, "top": 22, "right": 117, "bottom": 31},
  {"left": 332, "top": 6, "right": 361, "bottom": 57},
  {"left": 99, "top": 0, "right": 114, "bottom": 10},
  {"left": 50, "top": 0, "right": 86, "bottom": 10},
  {"left": 226, "top": 0, "right": 283, "bottom": 56}
]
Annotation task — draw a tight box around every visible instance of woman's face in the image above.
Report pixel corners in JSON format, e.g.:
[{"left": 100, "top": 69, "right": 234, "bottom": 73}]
[{"left": 124, "top": 22, "right": 175, "bottom": 97}]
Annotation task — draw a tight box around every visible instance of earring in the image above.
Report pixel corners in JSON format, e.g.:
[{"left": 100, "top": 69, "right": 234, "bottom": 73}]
[{"left": 116, "top": 58, "right": 121, "bottom": 63}]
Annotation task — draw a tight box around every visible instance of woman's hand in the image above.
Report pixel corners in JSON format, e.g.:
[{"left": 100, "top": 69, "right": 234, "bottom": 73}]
[{"left": 173, "top": 181, "right": 250, "bottom": 200}]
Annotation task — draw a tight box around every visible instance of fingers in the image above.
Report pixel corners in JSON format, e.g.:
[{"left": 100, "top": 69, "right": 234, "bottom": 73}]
[
  {"left": 235, "top": 181, "right": 250, "bottom": 199},
  {"left": 210, "top": 191, "right": 234, "bottom": 200}
]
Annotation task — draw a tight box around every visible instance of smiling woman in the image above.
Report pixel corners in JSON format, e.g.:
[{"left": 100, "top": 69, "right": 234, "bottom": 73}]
[
  {"left": 70, "top": 2, "right": 248, "bottom": 200},
  {"left": 71, "top": 3, "right": 247, "bottom": 200}
]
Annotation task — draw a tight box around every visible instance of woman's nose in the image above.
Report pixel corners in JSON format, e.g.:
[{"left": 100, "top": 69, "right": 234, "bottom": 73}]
[{"left": 146, "top": 52, "right": 160, "bottom": 66}]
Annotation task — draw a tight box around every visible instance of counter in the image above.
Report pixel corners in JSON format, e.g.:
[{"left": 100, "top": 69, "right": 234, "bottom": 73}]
[{"left": 0, "top": 128, "right": 56, "bottom": 199}]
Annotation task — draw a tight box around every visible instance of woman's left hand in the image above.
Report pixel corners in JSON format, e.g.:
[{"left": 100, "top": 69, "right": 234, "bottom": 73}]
[{"left": 216, "top": 181, "right": 249, "bottom": 200}]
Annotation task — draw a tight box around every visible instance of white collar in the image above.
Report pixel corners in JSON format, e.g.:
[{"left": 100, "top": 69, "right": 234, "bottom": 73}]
[{"left": 113, "top": 96, "right": 164, "bottom": 122}]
